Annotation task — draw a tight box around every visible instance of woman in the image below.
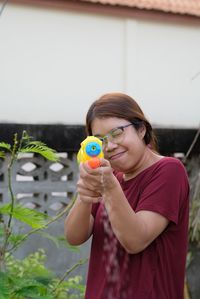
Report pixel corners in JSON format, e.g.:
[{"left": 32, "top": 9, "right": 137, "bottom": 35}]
[{"left": 65, "top": 92, "right": 189, "bottom": 299}]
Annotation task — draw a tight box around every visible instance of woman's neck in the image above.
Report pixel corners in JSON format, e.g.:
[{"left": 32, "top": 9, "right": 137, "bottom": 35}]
[{"left": 123, "top": 149, "right": 163, "bottom": 181}]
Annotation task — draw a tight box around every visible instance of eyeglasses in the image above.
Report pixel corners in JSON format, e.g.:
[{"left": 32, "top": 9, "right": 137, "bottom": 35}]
[{"left": 95, "top": 123, "right": 133, "bottom": 149}]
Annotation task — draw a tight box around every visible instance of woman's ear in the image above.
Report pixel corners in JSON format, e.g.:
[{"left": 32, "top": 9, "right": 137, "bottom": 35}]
[{"left": 138, "top": 125, "right": 146, "bottom": 139}]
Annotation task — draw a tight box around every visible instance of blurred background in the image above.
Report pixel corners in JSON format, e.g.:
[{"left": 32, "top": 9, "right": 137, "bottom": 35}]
[{"left": 0, "top": 1, "right": 200, "bottom": 298}]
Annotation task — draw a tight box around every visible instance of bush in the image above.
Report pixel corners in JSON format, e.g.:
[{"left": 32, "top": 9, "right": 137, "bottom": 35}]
[{"left": 0, "top": 131, "right": 86, "bottom": 299}]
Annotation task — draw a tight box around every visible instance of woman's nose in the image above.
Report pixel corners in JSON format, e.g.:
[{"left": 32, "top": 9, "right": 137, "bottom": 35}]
[{"left": 104, "top": 140, "right": 118, "bottom": 151}]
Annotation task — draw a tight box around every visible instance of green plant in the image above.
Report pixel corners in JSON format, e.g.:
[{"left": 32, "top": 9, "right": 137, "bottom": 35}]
[
  {"left": 186, "top": 155, "right": 200, "bottom": 247},
  {"left": 184, "top": 155, "right": 200, "bottom": 299},
  {"left": 0, "top": 131, "right": 86, "bottom": 299}
]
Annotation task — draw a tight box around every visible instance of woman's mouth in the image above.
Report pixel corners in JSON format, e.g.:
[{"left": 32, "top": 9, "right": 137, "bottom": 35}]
[{"left": 109, "top": 151, "right": 127, "bottom": 160}]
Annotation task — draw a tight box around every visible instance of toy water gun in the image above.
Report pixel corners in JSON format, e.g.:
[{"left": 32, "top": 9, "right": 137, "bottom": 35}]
[{"left": 77, "top": 136, "right": 104, "bottom": 169}]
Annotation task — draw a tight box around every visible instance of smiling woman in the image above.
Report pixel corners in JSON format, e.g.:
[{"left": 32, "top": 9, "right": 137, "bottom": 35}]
[{"left": 65, "top": 92, "right": 190, "bottom": 299}]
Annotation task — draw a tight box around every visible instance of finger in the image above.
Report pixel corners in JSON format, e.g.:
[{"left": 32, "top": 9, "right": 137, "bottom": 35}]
[
  {"left": 77, "top": 180, "right": 101, "bottom": 195},
  {"left": 77, "top": 176, "right": 102, "bottom": 193},
  {"left": 79, "top": 195, "right": 102, "bottom": 204},
  {"left": 80, "top": 161, "right": 101, "bottom": 176},
  {"left": 99, "top": 158, "right": 111, "bottom": 168},
  {"left": 78, "top": 168, "right": 103, "bottom": 191},
  {"left": 77, "top": 187, "right": 101, "bottom": 198}
]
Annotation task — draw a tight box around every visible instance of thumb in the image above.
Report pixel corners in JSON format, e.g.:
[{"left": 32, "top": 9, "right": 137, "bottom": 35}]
[{"left": 99, "top": 158, "right": 111, "bottom": 167}]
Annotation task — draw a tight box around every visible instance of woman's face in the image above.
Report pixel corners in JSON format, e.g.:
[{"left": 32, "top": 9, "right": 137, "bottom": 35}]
[{"left": 91, "top": 117, "right": 147, "bottom": 173}]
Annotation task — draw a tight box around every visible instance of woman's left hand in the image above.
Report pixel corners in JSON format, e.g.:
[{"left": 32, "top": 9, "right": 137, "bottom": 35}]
[
  {"left": 99, "top": 158, "right": 119, "bottom": 194},
  {"left": 79, "top": 158, "right": 118, "bottom": 195}
]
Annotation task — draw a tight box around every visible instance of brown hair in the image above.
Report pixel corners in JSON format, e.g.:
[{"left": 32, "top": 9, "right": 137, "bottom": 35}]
[{"left": 86, "top": 92, "right": 158, "bottom": 152}]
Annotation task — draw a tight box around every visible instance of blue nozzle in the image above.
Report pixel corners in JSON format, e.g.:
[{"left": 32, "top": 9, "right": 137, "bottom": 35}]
[{"left": 85, "top": 142, "right": 101, "bottom": 157}]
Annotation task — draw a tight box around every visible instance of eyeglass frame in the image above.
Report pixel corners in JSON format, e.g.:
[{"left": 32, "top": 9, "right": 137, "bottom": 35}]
[{"left": 94, "top": 123, "right": 133, "bottom": 148}]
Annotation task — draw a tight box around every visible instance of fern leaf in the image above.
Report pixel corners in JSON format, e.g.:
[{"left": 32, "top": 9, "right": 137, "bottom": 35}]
[
  {"left": 26, "top": 141, "right": 48, "bottom": 146},
  {"left": 0, "top": 151, "right": 5, "bottom": 158},
  {"left": 0, "top": 204, "right": 50, "bottom": 229},
  {"left": 0, "top": 203, "right": 12, "bottom": 214},
  {"left": 0, "top": 224, "right": 4, "bottom": 235},
  {"left": 21, "top": 130, "right": 32, "bottom": 142},
  {"left": 20, "top": 142, "right": 59, "bottom": 162},
  {"left": 10, "top": 278, "right": 54, "bottom": 299},
  {"left": 8, "top": 233, "right": 27, "bottom": 245},
  {"left": 0, "top": 142, "right": 11, "bottom": 151},
  {"left": 0, "top": 272, "right": 10, "bottom": 299},
  {"left": 13, "top": 205, "right": 50, "bottom": 229}
]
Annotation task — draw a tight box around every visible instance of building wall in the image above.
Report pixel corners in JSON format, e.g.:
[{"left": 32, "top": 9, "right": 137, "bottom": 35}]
[{"left": 0, "top": 3, "right": 200, "bottom": 127}]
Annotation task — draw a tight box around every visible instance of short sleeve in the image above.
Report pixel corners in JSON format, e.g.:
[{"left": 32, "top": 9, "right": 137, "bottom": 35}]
[{"left": 135, "top": 159, "right": 189, "bottom": 224}]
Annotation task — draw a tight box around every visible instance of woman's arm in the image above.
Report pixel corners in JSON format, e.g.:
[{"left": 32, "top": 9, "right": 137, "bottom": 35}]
[
  {"left": 64, "top": 196, "right": 94, "bottom": 246},
  {"left": 103, "top": 183, "right": 169, "bottom": 254},
  {"left": 65, "top": 163, "right": 102, "bottom": 246}
]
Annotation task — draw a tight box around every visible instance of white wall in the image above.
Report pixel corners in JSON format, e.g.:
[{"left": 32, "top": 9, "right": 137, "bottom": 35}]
[
  {"left": 0, "top": 3, "right": 199, "bottom": 127},
  {"left": 126, "top": 19, "right": 200, "bottom": 128}
]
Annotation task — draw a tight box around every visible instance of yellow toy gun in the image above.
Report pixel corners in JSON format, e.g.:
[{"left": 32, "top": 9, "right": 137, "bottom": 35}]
[{"left": 77, "top": 136, "right": 104, "bottom": 169}]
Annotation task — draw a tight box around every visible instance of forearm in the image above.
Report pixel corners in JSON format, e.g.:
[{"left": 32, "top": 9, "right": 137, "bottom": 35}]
[
  {"left": 64, "top": 196, "right": 94, "bottom": 246},
  {"left": 103, "top": 187, "right": 147, "bottom": 254}
]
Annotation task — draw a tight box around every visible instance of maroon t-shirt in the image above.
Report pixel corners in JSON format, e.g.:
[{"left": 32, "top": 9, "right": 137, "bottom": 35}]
[{"left": 85, "top": 157, "right": 189, "bottom": 299}]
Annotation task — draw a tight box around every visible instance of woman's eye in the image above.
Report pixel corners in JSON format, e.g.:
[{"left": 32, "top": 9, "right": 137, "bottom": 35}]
[{"left": 112, "top": 129, "right": 123, "bottom": 138}]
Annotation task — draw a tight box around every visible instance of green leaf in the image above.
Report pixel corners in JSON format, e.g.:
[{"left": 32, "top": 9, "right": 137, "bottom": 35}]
[
  {"left": 10, "top": 278, "right": 54, "bottom": 299},
  {"left": 0, "top": 142, "right": 11, "bottom": 151},
  {"left": 8, "top": 233, "right": 27, "bottom": 245},
  {"left": 0, "top": 224, "right": 5, "bottom": 238},
  {"left": 6, "top": 249, "right": 53, "bottom": 279},
  {"left": 0, "top": 203, "right": 12, "bottom": 214},
  {"left": 0, "top": 151, "right": 5, "bottom": 158},
  {"left": 0, "top": 204, "right": 49, "bottom": 229},
  {"left": 0, "top": 272, "right": 10, "bottom": 299},
  {"left": 20, "top": 141, "right": 59, "bottom": 162}
]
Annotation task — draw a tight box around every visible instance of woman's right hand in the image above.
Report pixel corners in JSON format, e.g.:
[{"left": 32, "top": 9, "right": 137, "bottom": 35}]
[{"left": 77, "top": 162, "right": 102, "bottom": 204}]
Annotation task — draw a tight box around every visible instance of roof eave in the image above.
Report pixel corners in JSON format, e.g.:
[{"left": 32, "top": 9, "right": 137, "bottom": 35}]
[{"left": 10, "top": 0, "right": 200, "bottom": 24}]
